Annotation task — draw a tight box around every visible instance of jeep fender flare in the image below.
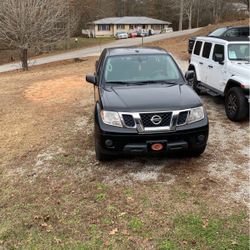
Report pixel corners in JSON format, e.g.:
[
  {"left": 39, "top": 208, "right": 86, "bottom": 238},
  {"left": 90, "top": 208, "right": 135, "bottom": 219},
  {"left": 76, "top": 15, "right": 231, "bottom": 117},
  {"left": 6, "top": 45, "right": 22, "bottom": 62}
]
[
  {"left": 188, "top": 63, "right": 201, "bottom": 81},
  {"left": 224, "top": 77, "right": 243, "bottom": 95}
]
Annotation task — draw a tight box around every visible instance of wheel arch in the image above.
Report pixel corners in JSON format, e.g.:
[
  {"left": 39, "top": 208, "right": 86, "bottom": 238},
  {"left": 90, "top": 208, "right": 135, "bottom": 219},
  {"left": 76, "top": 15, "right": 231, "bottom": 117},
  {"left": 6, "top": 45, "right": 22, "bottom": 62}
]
[
  {"left": 224, "top": 79, "right": 241, "bottom": 96},
  {"left": 188, "top": 64, "right": 195, "bottom": 71},
  {"left": 188, "top": 64, "right": 201, "bottom": 81}
]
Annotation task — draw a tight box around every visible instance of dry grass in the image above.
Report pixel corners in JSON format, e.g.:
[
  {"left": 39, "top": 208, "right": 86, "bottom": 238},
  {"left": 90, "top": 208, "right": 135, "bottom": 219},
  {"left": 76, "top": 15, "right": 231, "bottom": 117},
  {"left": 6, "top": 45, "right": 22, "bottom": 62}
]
[{"left": 0, "top": 20, "right": 249, "bottom": 249}]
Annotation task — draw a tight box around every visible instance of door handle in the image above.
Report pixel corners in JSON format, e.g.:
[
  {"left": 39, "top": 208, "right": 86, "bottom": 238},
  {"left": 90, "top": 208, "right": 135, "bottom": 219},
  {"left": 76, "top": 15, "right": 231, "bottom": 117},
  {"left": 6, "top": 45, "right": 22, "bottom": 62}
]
[
  {"left": 208, "top": 65, "right": 213, "bottom": 68},
  {"left": 199, "top": 62, "right": 203, "bottom": 65}
]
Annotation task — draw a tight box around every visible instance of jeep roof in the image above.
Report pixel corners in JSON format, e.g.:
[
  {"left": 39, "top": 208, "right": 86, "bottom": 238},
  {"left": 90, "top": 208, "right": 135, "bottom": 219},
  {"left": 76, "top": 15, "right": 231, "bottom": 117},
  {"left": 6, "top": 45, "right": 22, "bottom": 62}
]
[{"left": 194, "top": 36, "right": 250, "bottom": 45}]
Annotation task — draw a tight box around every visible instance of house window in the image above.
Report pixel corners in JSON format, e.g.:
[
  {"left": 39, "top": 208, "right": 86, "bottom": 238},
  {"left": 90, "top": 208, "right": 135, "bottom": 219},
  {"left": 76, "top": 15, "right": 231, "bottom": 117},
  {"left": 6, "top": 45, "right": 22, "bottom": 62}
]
[
  {"left": 117, "top": 24, "right": 125, "bottom": 30},
  {"left": 98, "top": 24, "right": 110, "bottom": 31}
]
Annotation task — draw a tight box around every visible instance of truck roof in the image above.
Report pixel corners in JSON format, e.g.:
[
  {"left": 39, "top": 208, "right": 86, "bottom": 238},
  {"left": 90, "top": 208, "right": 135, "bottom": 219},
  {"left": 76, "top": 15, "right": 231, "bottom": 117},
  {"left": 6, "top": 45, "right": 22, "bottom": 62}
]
[{"left": 106, "top": 46, "right": 168, "bottom": 56}]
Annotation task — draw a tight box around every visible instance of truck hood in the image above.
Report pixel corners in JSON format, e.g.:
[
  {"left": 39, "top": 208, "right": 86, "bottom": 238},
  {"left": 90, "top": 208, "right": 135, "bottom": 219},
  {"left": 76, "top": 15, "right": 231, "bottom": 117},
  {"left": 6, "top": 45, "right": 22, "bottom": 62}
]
[{"left": 100, "top": 83, "right": 202, "bottom": 112}]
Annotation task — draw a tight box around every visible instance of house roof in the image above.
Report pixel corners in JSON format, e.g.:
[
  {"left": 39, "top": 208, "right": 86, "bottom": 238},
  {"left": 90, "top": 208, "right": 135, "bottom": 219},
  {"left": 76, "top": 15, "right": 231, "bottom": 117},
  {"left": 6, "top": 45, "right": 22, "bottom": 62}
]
[{"left": 90, "top": 16, "right": 171, "bottom": 25}]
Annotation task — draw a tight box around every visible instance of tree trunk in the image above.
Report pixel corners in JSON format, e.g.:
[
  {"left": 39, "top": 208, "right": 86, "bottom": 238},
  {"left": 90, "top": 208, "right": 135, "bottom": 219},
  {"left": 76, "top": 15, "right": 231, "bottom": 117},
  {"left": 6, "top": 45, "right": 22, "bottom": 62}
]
[
  {"left": 188, "top": 6, "right": 192, "bottom": 29},
  {"left": 179, "top": 0, "right": 184, "bottom": 31},
  {"left": 196, "top": 0, "right": 200, "bottom": 28},
  {"left": 20, "top": 48, "right": 28, "bottom": 71}
]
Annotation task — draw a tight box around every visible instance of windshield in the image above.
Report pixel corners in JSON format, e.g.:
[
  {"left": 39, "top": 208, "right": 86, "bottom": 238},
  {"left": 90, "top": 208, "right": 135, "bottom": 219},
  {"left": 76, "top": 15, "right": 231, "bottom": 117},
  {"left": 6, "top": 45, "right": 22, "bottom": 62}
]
[
  {"left": 228, "top": 44, "right": 250, "bottom": 61},
  {"left": 104, "top": 54, "right": 182, "bottom": 84},
  {"left": 208, "top": 27, "right": 227, "bottom": 37}
]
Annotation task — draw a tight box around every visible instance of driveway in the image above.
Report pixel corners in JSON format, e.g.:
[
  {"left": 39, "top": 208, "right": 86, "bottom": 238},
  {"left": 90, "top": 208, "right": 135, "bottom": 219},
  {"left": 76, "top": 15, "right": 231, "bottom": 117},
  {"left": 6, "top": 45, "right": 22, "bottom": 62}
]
[{"left": 0, "top": 28, "right": 200, "bottom": 73}]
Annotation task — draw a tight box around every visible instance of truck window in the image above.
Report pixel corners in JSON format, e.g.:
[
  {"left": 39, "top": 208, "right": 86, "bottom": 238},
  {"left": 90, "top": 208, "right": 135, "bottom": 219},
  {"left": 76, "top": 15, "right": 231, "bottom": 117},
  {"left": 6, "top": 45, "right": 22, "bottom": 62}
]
[
  {"left": 212, "top": 44, "right": 224, "bottom": 62},
  {"left": 202, "top": 42, "right": 212, "bottom": 58},
  {"left": 194, "top": 41, "right": 202, "bottom": 55}
]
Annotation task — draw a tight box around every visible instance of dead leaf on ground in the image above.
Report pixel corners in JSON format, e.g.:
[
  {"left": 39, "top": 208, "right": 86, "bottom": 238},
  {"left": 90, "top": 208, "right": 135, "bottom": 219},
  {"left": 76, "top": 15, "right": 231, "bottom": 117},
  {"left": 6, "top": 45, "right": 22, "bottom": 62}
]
[
  {"left": 109, "top": 228, "right": 118, "bottom": 235},
  {"left": 122, "top": 229, "right": 129, "bottom": 236}
]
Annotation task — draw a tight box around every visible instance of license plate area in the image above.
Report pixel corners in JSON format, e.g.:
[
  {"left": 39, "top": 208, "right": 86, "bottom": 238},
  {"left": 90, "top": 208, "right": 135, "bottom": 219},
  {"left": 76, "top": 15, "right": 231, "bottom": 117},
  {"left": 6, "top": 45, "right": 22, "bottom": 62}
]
[{"left": 147, "top": 140, "right": 167, "bottom": 152}]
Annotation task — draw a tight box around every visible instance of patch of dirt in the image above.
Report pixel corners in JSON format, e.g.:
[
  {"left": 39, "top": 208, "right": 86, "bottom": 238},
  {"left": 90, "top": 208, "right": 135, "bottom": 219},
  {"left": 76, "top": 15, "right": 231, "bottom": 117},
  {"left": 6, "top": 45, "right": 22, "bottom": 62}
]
[{"left": 25, "top": 76, "right": 86, "bottom": 104}]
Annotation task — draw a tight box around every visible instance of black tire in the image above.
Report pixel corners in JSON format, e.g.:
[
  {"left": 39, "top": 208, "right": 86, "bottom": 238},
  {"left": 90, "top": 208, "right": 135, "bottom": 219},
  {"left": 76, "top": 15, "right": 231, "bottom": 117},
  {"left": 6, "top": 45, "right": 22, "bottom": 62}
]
[
  {"left": 225, "top": 87, "right": 248, "bottom": 122},
  {"left": 95, "top": 140, "right": 111, "bottom": 161},
  {"left": 188, "top": 145, "right": 206, "bottom": 157},
  {"left": 188, "top": 70, "right": 202, "bottom": 95}
]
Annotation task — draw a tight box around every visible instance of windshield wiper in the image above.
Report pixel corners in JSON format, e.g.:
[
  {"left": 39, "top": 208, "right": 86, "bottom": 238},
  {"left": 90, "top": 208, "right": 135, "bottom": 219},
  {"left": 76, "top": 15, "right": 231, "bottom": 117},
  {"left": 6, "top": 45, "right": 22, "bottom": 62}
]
[
  {"left": 133, "top": 80, "right": 179, "bottom": 85},
  {"left": 105, "top": 80, "right": 179, "bottom": 85},
  {"left": 106, "top": 81, "right": 130, "bottom": 84}
]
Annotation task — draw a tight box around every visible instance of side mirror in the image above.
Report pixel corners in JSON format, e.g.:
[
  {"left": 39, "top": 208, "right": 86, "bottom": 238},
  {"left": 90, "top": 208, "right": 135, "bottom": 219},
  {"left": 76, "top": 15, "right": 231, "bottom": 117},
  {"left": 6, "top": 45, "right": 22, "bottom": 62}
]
[
  {"left": 185, "top": 70, "right": 194, "bottom": 81},
  {"left": 218, "top": 58, "right": 224, "bottom": 65},
  {"left": 214, "top": 53, "right": 224, "bottom": 65},
  {"left": 86, "top": 74, "right": 97, "bottom": 85}
]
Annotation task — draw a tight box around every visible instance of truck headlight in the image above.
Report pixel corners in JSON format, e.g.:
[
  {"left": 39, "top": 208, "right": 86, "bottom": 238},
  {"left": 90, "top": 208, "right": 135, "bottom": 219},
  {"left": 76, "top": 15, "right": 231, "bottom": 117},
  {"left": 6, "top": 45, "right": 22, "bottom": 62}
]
[
  {"left": 100, "top": 110, "right": 122, "bottom": 127},
  {"left": 188, "top": 106, "right": 204, "bottom": 124}
]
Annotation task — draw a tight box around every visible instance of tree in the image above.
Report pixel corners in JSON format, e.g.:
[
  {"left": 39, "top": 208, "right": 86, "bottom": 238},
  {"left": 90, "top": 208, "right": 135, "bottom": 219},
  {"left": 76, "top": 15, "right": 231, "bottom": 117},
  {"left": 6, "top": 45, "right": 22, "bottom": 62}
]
[
  {"left": 184, "top": 0, "right": 195, "bottom": 29},
  {"left": 0, "top": 0, "right": 68, "bottom": 70},
  {"left": 178, "top": 0, "right": 184, "bottom": 31}
]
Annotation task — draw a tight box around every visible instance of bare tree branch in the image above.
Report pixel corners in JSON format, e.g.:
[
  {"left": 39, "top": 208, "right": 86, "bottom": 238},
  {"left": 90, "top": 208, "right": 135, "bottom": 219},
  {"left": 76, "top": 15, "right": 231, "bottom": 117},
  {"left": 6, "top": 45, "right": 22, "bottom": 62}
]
[{"left": 0, "top": 0, "right": 69, "bottom": 70}]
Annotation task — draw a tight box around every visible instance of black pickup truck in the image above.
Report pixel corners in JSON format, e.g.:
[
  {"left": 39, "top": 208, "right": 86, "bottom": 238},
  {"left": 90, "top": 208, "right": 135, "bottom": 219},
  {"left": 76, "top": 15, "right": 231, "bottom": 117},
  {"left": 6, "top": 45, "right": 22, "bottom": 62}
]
[
  {"left": 86, "top": 47, "right": 209, "bottom": 161},
  {"left": 188, "top": 26, "right": 250, "bottom": 53}
]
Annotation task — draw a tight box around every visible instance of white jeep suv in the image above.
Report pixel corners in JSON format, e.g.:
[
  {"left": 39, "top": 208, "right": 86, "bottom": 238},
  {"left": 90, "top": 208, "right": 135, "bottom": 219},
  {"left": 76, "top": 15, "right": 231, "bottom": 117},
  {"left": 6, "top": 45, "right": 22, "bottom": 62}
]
[{"left": 188, "top": 36, "right": 250, "bottom": 121}]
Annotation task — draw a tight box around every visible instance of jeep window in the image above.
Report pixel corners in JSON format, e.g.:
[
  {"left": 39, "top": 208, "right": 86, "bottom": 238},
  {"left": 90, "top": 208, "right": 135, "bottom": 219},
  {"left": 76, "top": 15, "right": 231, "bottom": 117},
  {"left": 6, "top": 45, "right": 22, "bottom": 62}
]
[
  {"left": 104, "top": 54, "right": 182, "bottom": 84},
  {"left": 202, "top": 42, "right": 212, "bottom": 58},
  {"left": 194, "top": 41, "right": 202, "bottom": 55},
  {"left": 228, "top": 44, "right": 250, "bottom": 61},
  {"left": 212, "top": 44, "right": 224, "bottom": 62}
]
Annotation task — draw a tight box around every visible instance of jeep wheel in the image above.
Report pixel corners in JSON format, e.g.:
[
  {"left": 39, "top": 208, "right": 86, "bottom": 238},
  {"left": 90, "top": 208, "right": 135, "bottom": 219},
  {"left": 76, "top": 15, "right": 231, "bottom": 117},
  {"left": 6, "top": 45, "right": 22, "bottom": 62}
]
[
  {"left": 95, "top": 140, "right": 111, "bottom": 161},
  {"left": 225, "top": 87, "right": 248, "bottom": 121},
  {"left": 188, "top": 70, "right": 201, "bottom": 95}
]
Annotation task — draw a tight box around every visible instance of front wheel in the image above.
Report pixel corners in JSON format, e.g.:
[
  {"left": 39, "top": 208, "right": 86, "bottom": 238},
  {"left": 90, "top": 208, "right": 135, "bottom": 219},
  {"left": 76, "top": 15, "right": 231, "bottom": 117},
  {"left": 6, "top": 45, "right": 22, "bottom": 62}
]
[
  {"left": 188, "top": 145, "right": 206, "bottom": 157},
  {"left": 225, "top": 87, "right": 248, "bottom": 122},
  {"left": 95, "top": 140, "right": 111, "bottom": 162}
]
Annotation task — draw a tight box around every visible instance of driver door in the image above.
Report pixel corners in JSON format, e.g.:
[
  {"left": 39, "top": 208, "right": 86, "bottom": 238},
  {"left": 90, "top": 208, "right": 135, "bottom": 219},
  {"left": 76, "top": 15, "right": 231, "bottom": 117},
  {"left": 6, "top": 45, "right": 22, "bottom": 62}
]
[{"left": 206, "top": 44, "right": 226, "bottom": 93}]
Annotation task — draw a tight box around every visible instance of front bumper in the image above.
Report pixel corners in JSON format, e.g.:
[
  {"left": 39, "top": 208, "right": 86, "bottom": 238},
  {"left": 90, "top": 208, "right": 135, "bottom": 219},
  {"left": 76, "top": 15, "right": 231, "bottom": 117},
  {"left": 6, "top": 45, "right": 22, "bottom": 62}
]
[{"left": 95, "top": 123, "right": 209, "bottom": 155}]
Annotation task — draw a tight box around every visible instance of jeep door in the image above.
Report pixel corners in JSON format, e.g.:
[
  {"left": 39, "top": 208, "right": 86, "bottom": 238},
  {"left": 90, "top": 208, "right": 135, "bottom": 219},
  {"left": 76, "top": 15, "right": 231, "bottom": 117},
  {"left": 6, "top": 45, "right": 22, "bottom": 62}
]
[
  {"left": 206, "top": 44, "right": 226, "bottom": 93},
  {"left": 191, "top": 40, "right": 205, "bottom": 82},
  {"left": 199, "top": 42, "right": 213, "bottom": 84}
]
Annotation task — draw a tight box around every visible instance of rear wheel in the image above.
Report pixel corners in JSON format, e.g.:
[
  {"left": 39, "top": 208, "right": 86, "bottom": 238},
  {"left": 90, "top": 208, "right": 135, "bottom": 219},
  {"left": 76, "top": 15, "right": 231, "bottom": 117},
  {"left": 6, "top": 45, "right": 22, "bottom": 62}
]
[
  {"left": 225, "top": 87, "right": 248, "bottom": 121},
  {"left": 188, "top": 70, "right": 202, "bottom": 95}
]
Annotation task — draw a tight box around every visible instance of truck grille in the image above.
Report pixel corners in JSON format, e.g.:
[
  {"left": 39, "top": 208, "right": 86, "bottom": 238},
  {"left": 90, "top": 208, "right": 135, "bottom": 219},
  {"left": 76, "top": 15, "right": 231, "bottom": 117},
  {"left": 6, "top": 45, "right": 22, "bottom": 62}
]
[
  {"left": 177, "top": 111, "right": 188, "bottom": 125},
  {"left": 140, "top": 112, "right": 172, "bottom": 127},
  {"left": 122, "top": 114, "right": 135, "bottom": 127}
]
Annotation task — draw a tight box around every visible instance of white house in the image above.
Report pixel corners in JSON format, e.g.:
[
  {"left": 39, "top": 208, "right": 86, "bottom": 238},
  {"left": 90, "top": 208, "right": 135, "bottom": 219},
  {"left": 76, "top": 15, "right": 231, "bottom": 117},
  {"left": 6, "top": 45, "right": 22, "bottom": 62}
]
[{"left": 87, "top": 16, "right": 172, "bottom": 37}]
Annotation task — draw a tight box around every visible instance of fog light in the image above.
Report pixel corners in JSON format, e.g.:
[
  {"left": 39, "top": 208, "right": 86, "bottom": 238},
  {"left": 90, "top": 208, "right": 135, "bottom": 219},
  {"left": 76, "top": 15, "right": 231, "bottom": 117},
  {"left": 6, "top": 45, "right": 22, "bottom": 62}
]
[
  {"left": 197, "top": 135, "right": 205, "bottom": 143},
  {"left": 151, "top": 143, "right": 163, "bottom": 151},
  {"left": 105, "top": 139, "right": 113, "bottom": 147}
]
